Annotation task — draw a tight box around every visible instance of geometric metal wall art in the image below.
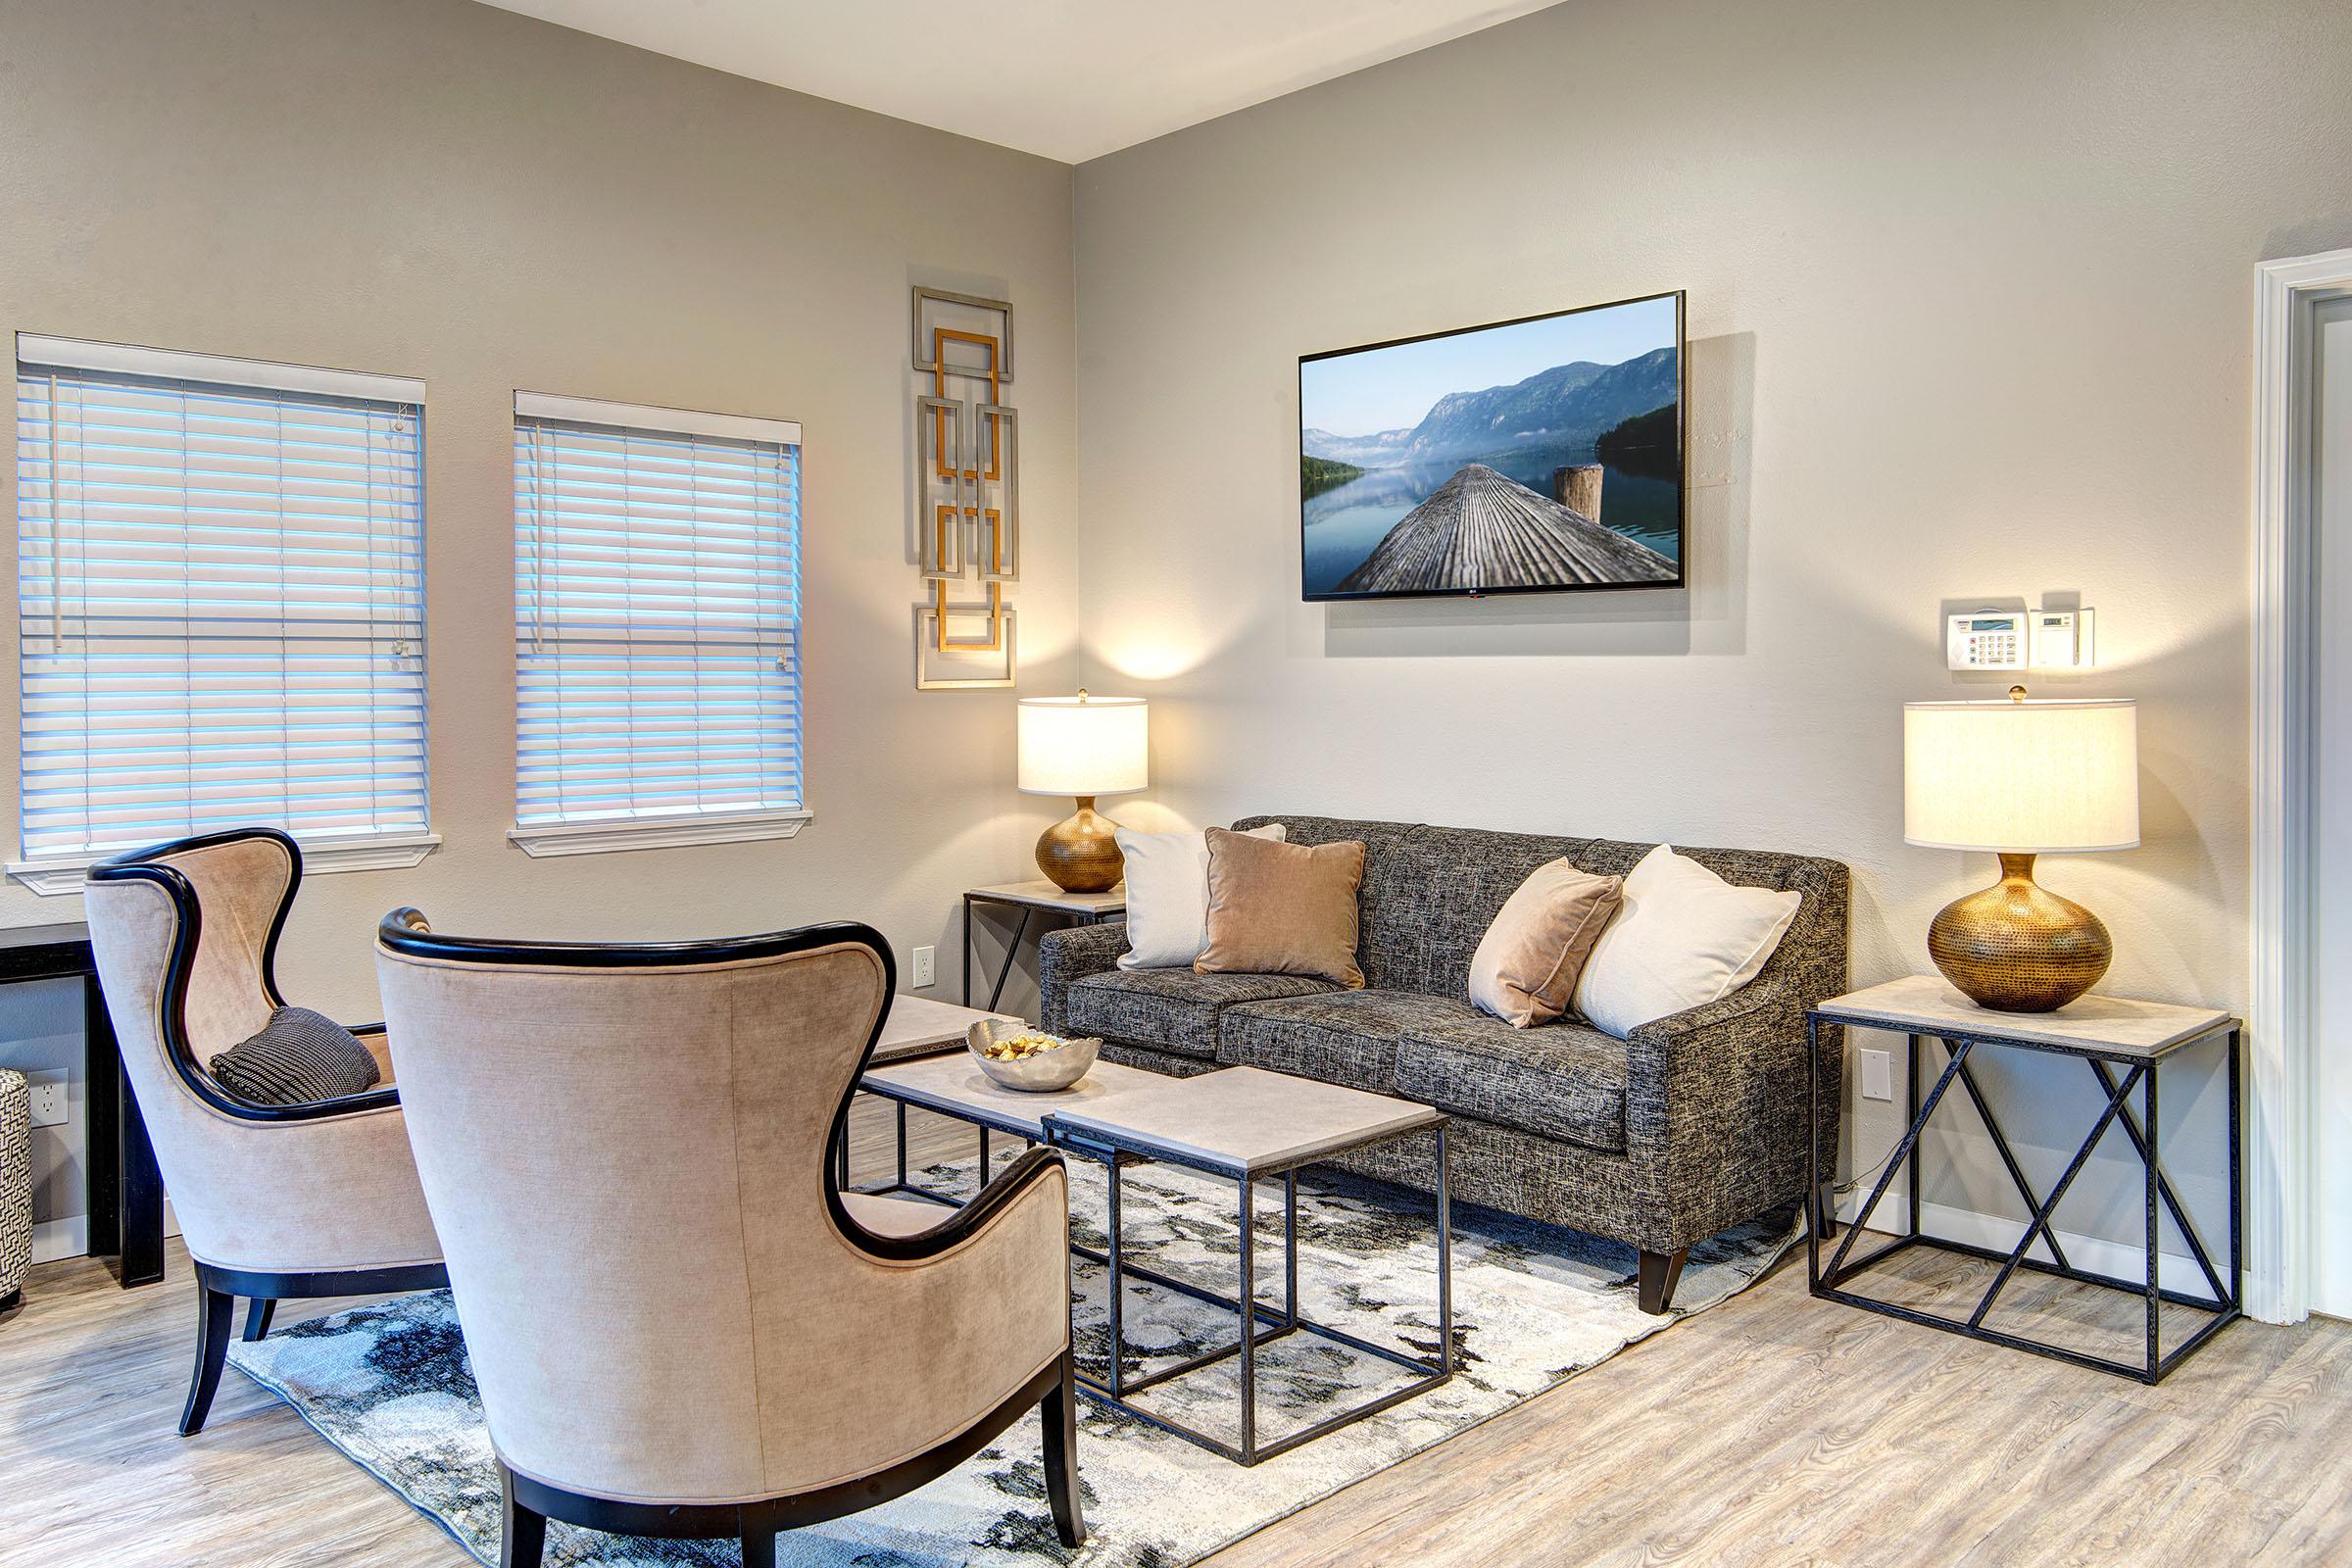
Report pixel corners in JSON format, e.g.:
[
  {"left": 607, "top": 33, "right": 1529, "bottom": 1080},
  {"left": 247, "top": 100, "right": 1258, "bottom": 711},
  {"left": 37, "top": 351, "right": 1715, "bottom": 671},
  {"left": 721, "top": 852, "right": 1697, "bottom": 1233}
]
[{"left": 912, "top": 286, "right": 1019, "bottom": 688}]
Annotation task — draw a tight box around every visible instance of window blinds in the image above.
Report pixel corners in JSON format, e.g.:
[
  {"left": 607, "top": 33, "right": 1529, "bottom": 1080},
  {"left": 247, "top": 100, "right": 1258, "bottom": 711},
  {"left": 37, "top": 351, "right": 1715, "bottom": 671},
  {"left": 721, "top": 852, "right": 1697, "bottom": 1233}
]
[
  {"left": 14, "top": 339, "right": 429, "bottom": 867},
  {"left": 513, "top": 398, "right": 803, "bottom": 830}
]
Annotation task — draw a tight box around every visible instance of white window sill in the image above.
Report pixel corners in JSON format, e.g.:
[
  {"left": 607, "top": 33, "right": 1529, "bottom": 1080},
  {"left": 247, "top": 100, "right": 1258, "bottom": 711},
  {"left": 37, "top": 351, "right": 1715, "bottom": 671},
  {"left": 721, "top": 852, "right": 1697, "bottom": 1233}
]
[
  {"left": 507, "top": 808, "right": 812, "bottom": 859},
  {"left": 7, "top": 832, "right": 443, "bottom": 896}
]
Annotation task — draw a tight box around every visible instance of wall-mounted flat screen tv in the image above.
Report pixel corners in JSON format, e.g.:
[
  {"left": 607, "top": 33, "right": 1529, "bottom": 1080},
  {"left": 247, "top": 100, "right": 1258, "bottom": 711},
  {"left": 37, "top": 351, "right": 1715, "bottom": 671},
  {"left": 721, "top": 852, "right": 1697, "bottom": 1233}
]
[{"left": 1299, "top": 290, "right": 1685, "bottom": 601}]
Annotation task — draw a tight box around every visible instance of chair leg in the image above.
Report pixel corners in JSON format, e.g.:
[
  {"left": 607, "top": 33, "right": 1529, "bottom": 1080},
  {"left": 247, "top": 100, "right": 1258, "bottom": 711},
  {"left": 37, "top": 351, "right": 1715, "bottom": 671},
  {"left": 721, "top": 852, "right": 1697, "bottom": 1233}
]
[
  {"left": 499, "top": 1464, "right": 547, "bottom": 1568},
  {"left": 179, "top": 1282, "right": 236, "bottom": 1436},
  {"left": 739, "top": 1525, "right": 776, "bottom": 1566},
  {"left": 242, "top": 1298, "right": 277, "bottom": 1342},
  {"left": 1041, "top": 1350, "right": 1086, "bottom": 1548},
  {"left": 1636, "top": 1248, "right": 1689, "bottom": 1316}
]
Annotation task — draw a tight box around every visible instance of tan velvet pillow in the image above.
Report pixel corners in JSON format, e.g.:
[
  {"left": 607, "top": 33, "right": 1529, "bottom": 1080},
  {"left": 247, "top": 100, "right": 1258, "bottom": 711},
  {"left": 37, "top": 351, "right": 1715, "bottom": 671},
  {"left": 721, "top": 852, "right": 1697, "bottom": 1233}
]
[
  {"left": 1467, "top": 860, "right": 1625, "bottom": 1028},
  {"left": 1196, "top": 827, "right": 1366, "bottom": 988}
]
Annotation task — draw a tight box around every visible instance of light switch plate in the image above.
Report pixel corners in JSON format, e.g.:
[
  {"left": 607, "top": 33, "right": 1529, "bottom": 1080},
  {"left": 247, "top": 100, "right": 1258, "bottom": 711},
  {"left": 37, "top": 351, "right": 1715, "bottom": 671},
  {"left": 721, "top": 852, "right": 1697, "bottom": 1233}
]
[
  {"left": 26, "top": 1067, "right": 68, "bottom": 1128},
  {"left": 1859, "top": 1049, "right": 1893, "bottom": 1102},
  {"left": 910, "top": 945, "right": 936, "bottom": 989}
]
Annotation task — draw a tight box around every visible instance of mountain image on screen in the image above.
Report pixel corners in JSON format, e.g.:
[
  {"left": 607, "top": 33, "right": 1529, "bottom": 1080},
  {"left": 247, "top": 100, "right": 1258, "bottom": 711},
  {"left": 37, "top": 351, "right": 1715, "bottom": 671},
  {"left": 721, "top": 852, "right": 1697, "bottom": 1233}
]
[
  {"left": 1299, "top": 298, "right": 1684, "bottom": 599},
  {"left": 1301, "top": 346, "right": 1676, "bottom": 473}
]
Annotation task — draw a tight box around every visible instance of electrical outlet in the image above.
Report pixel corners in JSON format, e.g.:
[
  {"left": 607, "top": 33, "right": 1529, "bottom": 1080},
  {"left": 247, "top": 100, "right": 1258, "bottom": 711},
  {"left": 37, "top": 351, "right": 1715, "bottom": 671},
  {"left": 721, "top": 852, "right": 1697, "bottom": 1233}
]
[
  {"left": 1858, "top": 1050, "right": 1893, "bottom": 1102},
  {"left": 26, "top": 1068, "right": 68, "bottom": 1128},
  {"left": 910, "top": 945, "right": 936, "bottom": 989}
]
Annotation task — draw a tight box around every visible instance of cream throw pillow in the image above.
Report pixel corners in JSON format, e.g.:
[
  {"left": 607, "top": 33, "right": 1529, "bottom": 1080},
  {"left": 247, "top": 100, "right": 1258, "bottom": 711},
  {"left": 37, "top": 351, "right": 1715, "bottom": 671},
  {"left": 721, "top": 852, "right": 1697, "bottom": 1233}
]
[
  {"left": 1467, "top": 860, "right": 1625, "bottom": 1028},
  {"left": 1196, "top": 827, "right": 1366, "bottom": 988},
  {"left": 1571, "top": 845, "right": 1802, "bottom": 1039},
  {"left": 1115, "top": 822, "right": 1286, "bottom": 969}
]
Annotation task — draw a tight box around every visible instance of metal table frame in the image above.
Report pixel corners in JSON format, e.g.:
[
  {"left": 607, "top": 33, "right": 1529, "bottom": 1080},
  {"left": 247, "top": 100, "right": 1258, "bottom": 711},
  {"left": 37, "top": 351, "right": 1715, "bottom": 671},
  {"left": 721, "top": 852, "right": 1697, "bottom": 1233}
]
[
  {"left": 1805, "top": 1006, "right": 2241, "bottom": 1385},
  {"left": 848, "top": 1080, "right": 1452, "bottom": 1466},
  {"left": 960, "top": 888, "right": 1122, "bottom": 1011}
]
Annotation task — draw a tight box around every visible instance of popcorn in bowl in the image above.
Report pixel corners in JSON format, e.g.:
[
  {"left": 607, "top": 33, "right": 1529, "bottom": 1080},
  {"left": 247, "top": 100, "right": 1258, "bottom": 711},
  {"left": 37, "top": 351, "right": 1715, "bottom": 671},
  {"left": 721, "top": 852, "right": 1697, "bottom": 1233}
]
[{"left": 965, "top": 1019, "right": 1102, "bottom": 1092}]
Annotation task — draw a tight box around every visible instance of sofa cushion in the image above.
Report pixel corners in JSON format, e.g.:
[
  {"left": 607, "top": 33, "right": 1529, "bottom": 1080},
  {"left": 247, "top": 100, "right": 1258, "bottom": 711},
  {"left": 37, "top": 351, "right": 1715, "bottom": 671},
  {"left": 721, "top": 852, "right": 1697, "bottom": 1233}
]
[
  {"left": 1063, "top": 966, "right": 1338, "bottom": 1058},
  {"left": 1232, "top": 815, "right": 1425, "bottom": 990},
  {"left": 1393, "top": 1010, "right": 1630, "bottom": 1154},
  {"left": 1198, "top": 828, "right": 1366, "bottom": 988},
  {"left": 1216, "top": 989, "right": 1471, "bottom": 1093}
]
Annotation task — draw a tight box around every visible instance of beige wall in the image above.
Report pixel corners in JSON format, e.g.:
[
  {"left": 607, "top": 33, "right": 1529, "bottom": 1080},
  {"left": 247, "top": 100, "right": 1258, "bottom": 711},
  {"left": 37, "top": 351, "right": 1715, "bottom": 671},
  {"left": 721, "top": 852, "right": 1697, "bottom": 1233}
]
[
  {"left": 1072, "top": 0, "right": 2352, "bottom": 1239},
  {"left": 0, "top": 0, "right": 1079, "bottom": 1234}
]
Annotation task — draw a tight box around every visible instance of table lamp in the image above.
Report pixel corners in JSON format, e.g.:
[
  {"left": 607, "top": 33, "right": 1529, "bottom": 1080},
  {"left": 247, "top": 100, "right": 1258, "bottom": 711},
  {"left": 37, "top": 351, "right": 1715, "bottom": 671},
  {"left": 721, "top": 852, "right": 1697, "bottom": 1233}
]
[
  {"left": 1017, "top": 691, "right": 1149, "bottom": 893},
  {"left": 1903, "top": 687, "right": 2139, "bottom": 1011}
]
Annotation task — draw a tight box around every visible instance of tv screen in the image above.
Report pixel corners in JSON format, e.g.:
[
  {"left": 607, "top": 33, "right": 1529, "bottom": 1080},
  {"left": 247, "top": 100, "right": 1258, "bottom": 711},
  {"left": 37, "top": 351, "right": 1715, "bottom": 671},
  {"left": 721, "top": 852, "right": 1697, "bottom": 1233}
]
[{"left": 1299, "top": 290, "right": 1685, "bottom": 601}]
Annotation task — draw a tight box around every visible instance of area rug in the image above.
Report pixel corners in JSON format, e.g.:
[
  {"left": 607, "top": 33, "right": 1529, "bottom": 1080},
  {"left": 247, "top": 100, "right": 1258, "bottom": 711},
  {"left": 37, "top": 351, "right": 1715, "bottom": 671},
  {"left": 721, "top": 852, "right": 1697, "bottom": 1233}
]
[{"left": 229, "top": 1156, "right": 1798, "bottom": 1568}]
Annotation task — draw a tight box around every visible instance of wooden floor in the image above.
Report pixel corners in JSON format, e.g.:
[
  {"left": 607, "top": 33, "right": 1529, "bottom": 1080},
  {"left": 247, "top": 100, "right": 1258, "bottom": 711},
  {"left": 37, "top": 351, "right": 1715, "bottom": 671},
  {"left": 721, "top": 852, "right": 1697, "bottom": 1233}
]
[{"left": 5, "top": 1099, "right": 2348, "bottom": 1567}]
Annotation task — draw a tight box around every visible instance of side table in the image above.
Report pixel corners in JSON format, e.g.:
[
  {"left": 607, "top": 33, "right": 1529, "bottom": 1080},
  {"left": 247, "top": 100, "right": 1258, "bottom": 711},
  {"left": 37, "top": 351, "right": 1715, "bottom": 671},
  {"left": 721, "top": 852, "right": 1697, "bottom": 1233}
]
[
  {"left": 1808, "top": 975, "right": 2240, "bottom": 1384},
  {"left": 963, "top": 880, "right": 1124, "bottom": 1011}
]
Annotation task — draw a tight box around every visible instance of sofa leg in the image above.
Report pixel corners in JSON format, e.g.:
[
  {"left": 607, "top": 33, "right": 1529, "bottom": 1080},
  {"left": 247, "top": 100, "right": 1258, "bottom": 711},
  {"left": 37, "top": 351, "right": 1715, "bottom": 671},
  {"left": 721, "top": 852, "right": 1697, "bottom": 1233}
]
[
  {"left": 1041, "top": 1350, "right": 1086, "bottom": 1548},
  {"left": 498, "top": 1464, "right": 547, "bottom": 1568},
  {"left": 1637, "top": 1249, "right": 1688, "bottom": 1316},
  {"left": 179, "top": 1282, "right": 235, "bottom": 1436},
  {"left": 1814, "top": 1180, "right": 1839, "bottom": 1242}
]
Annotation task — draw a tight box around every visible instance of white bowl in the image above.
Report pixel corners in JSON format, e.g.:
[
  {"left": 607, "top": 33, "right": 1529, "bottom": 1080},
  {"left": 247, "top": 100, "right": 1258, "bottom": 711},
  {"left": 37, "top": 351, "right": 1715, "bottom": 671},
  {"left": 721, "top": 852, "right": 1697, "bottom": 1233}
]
[{"left": 965, "top": 1020, "right": 1102, "bottom": 1093}]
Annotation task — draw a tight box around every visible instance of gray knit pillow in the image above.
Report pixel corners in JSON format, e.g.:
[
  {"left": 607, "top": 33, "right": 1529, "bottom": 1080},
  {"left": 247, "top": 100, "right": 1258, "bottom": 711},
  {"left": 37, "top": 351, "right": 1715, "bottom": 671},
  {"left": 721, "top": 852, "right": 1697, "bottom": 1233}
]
[{"left": 208, "top": 1006, "right": 381, "bottom": 1106}]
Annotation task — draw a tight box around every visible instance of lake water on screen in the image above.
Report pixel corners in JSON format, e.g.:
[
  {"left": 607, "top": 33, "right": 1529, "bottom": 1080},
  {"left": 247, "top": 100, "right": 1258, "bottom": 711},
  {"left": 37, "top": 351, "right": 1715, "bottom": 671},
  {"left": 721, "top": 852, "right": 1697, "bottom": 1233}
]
[{"left": 1300, "top": 447, "right": 1680, "bottom": 597}]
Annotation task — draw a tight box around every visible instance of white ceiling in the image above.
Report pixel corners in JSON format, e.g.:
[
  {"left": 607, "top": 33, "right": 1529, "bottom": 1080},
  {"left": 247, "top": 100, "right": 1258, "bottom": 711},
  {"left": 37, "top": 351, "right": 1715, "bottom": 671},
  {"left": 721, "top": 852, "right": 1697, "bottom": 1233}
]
[{"left": 473, "top": 0, "right": 1560, "bottom": 163}]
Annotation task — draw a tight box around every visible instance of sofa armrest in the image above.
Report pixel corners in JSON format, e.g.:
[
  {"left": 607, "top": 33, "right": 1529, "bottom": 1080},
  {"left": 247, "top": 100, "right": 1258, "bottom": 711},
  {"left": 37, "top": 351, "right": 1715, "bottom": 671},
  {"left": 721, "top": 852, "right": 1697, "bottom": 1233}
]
[
  {"left": 1037, "top": 919, "right": 1128, "bottom": 1034},
  {"left": 1621, "top": 976, "right": 1827, "bottom": 1250}
]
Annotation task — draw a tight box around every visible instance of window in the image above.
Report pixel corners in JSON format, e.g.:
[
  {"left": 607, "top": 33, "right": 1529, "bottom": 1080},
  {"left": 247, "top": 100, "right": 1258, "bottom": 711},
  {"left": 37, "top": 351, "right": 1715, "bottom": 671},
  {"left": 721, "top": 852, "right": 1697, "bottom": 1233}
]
[
  {"left": 510, "top": 393, "right": 806, "bottom": 857},
  {"left": 10, "top": 336, "right": 434, "bottom": 893}
]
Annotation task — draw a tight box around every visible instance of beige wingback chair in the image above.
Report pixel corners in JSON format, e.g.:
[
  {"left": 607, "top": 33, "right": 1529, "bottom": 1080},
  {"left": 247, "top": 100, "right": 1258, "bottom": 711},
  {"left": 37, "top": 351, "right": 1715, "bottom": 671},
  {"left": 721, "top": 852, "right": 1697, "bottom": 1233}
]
[
  {"left": 80, "top": 828, "right": 445, "bottom": 1436},
  {"left": 374, "top": 910, "right": 1082, "bottom": 1568}
]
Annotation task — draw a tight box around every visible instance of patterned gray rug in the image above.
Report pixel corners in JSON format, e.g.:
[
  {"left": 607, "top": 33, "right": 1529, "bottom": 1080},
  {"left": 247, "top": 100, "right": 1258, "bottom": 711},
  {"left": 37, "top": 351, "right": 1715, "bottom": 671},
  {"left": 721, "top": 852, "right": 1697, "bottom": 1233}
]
[{"left": 229, "top": 1157, "right": 1798, "bottom": 1568}]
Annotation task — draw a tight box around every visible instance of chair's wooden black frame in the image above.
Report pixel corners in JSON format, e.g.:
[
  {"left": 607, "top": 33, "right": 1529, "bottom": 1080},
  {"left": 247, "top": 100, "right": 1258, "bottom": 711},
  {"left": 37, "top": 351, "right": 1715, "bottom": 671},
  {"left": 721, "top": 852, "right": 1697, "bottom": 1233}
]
[
  {"left": 377, "top": 909, "right": 1085, "bottom": 1566},
  {"left": 87, "top": 829, "right": 450, "bottom": 1436}
]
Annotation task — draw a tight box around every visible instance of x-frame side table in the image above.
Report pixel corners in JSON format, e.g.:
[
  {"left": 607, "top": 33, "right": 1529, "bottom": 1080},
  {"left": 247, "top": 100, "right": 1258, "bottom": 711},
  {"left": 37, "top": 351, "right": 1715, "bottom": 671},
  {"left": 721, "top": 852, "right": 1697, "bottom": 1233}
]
[
  {"left": 961, "top": 881, "right": 1124, "bottom": 1012},
  {"left": 1807, "top": 976, "right": 2241, "bottom": 1384}
]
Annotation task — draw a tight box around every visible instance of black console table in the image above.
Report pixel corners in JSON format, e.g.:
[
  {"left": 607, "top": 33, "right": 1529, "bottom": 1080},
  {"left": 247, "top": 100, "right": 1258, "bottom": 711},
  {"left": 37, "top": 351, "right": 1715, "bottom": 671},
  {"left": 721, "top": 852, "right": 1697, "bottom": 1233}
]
[{"left": 0, "top": 923, "right": 163, "bottom": 1287}]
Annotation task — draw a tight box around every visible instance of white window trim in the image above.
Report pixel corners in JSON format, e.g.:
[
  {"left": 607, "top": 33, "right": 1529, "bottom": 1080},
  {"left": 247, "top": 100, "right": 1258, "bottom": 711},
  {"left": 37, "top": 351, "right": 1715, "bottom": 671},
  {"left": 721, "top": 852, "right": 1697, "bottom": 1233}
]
[
  {"left": 7, "top": 833, "right": 443, "bottom": 897},
  {"left": 507, "top": 808, "right": 810, "bottom": 859},
  {"left": 514, "top": 390, "right": 800, "bottom": 447},
  {"left": 14, "top": 335, "right": 436, "bottom": 895},
  {"left": 511, "top": 391, "right": 806, "bottom": 858},
  {"left": 17, "top": 333, "right": 423, "bottom": 404}
]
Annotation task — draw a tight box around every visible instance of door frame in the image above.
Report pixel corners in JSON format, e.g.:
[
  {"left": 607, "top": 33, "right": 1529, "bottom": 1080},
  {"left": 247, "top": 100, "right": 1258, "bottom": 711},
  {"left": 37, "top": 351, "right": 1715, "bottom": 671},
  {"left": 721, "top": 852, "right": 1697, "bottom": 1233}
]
[{"left": 2250, "top": 247, "right": 2352, "bottom": 1324}]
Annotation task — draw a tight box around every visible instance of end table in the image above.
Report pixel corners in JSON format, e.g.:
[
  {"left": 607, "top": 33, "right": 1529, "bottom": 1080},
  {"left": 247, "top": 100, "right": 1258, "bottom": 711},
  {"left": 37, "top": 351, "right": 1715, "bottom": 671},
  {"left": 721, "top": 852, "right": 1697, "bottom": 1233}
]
[
  {"left": 1808, "top": 975, "right": 2240, "bottom": 1384},
  {"left": 963, "top": 881, "right": 1125, "bottom": 1011}
]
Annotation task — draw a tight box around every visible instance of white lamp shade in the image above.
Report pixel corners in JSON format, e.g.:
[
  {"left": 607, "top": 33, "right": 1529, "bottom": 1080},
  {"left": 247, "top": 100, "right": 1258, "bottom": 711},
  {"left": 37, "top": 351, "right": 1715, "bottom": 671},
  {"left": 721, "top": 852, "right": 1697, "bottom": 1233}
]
[
  {"left": 1904, "top": 697, "right": 2139, "bottom": 853},
  {"left": 1017, "top": 695, "right": 1149, "bottom": 797}
]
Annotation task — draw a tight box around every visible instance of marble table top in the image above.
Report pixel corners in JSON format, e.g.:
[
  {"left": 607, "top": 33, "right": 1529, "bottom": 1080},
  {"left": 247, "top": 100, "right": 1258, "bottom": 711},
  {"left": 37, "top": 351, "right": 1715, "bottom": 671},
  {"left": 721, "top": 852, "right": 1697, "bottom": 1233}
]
[{"left": 1814, "top": 975, "right": 2236, "bottom": 1060}]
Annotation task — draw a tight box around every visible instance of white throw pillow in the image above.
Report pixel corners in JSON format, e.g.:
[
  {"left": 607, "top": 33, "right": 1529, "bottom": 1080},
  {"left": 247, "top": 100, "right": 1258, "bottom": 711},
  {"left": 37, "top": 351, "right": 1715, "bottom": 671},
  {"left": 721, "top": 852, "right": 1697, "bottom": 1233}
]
[
  {"left": 1571, "top": 845, "right": 1802, "bottom": 1039},
  {"left": 1115, "top": 822, "right": 1286, "bottom": 969}
]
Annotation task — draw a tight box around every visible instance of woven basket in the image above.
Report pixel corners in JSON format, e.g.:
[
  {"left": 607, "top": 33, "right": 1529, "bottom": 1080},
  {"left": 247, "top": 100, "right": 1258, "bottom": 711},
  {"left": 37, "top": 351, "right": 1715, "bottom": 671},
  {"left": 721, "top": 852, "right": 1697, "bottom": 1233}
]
[{"left": 0, "top": 1069, "right": 29, "bottom": 1306}]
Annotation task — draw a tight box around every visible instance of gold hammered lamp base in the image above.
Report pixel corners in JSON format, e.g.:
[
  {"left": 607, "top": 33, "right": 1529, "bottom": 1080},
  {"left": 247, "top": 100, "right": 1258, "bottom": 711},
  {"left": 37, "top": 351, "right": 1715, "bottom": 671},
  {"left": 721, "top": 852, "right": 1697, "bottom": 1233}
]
[
  {"left": 1928, "top": 853, "right": 2112, "bottom": 1012},
  {"left": 1035, "top": 795, "right": 1123, "bottom": 894}
]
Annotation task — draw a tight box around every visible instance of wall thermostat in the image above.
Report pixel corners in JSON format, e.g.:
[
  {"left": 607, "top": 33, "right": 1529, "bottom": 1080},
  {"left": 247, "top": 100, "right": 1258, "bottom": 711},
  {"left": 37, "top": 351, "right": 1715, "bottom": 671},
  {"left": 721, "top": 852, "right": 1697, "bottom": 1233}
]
[
  {"left": 1947, "top": 612, "right": 2026, "bottom": 670},
  {"left": 2029, "top": 608, "right": 2096, "bottom": 669}
]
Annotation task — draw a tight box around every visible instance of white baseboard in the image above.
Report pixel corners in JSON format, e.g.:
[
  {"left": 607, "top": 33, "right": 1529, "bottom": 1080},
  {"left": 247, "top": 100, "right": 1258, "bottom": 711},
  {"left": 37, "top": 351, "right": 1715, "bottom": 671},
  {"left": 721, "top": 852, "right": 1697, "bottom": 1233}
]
[
  {"left": 30, "top": 1214, "right": 86, "bottom": 1264},
  {"left": 1836, "top": 1193, "right": 2230, "bottom": 1303}
]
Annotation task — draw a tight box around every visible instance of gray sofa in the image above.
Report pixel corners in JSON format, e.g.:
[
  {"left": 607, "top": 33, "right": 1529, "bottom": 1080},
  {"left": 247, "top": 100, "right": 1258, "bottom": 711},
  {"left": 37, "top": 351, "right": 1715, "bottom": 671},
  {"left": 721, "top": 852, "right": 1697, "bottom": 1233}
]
[{"left": 1040, "top": 814, "right": 1849, "bottom": 1313}]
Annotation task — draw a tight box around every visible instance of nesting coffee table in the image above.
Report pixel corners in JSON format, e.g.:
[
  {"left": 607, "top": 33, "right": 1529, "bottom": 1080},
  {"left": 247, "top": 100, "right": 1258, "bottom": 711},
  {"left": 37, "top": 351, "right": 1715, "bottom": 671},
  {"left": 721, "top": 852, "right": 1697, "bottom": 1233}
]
[{"left": 853, "top": 1055, "right": 1452, "bottom": 1465}]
